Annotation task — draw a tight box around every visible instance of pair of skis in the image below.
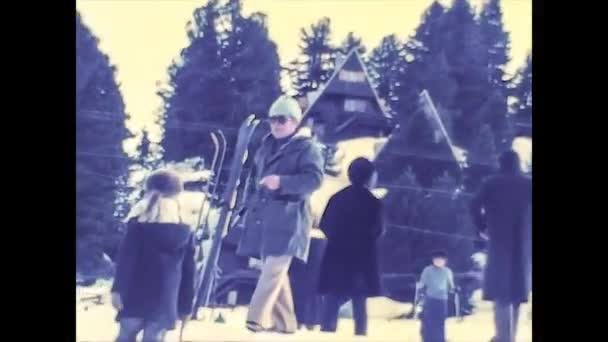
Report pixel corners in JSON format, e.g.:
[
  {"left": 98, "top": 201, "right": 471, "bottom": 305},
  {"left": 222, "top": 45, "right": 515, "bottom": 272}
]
[
  {"left": 194, "top": 130, "right": 227, "bottom": 245},
  {"left": 192, "top": 115, "right": 260, "bottom": 319}
]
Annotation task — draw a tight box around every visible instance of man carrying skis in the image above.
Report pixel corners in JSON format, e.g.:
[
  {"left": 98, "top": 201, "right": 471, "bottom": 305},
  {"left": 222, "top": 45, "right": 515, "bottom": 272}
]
[{"left": 237, "top": 95, "right": 324, "bottom": 334}]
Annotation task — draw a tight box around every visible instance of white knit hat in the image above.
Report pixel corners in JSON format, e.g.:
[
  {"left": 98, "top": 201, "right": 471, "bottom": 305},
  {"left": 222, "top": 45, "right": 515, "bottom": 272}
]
[{"left": 268, "top": 95, "right": 303, "bottom": 122}]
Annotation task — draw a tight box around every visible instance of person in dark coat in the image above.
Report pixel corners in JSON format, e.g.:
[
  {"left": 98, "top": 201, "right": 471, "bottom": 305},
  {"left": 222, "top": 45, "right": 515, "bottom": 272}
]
[
  {"left": 287, "top": 128, "right": 328, "bottom": 332},
  {"left": 470, "top": 150, "right": 532, "bottom": 342},
  {"left": 111, "top": 170, "right": 196, "bottom": 342},
  {"left": 288, "top": 228, "right": 327, "bottom": 330},
  {"left": 318, "top": 157, "right": 384, "bottom": 336}
]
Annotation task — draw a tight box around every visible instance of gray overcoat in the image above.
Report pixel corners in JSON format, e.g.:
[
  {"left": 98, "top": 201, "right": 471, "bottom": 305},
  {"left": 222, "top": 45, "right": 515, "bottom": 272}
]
[{"left": 237, "top": 131, "right": 324, "bottom": 262}]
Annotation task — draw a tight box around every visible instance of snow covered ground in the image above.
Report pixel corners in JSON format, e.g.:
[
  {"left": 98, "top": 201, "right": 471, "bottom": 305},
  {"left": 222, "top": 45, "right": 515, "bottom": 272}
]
[
  {"left": 80, "top": 137, "right": 533, "bottom": 341},
  {"left": 77, "top": 284, "right": 531, "bottom": 342}
]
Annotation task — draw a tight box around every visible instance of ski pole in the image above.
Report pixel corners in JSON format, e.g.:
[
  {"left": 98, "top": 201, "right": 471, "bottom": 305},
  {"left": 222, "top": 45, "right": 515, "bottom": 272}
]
[
  {"left": 179, "top": 321, "right": 185, "bottom": 342},
  {"left": 455, "top": 290, "right": 462, "bottom": 322}
]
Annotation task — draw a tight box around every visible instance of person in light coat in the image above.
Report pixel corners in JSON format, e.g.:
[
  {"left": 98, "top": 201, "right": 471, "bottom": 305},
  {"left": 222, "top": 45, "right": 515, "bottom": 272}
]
[
  {"left": 237, "top": 95, "right": 324, "bottom": 334},
  {"left": 111, "top": 170, "right": 196, "bottom": 342}
]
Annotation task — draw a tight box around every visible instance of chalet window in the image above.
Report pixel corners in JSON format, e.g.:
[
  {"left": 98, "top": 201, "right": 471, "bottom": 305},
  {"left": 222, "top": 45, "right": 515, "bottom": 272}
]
[
  {"left": 339, "top": 70, "right": 366, "bottom": 83},
  {"left": 344, "top": 99, "right": 367, "bottom": 112}
]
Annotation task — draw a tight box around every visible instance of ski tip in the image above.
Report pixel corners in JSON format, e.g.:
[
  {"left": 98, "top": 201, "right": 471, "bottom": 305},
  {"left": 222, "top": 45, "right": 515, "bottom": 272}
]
[{"left": 245, "top": 114, "right": 256, "bottom": 124}]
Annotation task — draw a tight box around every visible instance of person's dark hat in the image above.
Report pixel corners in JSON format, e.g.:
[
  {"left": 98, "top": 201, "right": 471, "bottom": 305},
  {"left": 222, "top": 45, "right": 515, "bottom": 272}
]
[
  {"left": 144, "top": 169, "right": 183, "bottom": 198},
  {"left": 431, "top": 250, "right": 448, "bottom": 259},
  {"left": 347, "top": 157, "right": 376, "bottom": 186}
]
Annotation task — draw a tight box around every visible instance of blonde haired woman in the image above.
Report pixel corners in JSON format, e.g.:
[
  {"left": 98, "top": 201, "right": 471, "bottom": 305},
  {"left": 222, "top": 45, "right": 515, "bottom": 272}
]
[{"left": 111, "top": 170, "right": 196, "bottom": 342}]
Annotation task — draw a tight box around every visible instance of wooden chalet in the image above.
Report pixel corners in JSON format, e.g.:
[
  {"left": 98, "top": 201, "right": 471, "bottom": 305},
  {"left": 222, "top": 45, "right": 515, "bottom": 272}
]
[{"left": 300, "top": 50, "right": 394, "bottom": 144}]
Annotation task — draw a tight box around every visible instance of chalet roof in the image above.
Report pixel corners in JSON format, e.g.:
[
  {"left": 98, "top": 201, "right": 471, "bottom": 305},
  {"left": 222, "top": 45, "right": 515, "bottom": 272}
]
[
  {"left": 302, "top": 49, "right": 393, "bottom": 122},
  {"left": 377, "top": 90, "right": 467, "bottom": 165},
  {"left": 375, "top": 90, "right": 468, "bottom": 186}
]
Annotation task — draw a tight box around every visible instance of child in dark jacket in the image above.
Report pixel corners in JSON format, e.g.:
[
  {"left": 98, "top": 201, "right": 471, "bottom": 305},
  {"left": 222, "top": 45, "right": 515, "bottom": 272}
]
[{"left": 111, "top": 170, "right": 196, "bottom": 342}]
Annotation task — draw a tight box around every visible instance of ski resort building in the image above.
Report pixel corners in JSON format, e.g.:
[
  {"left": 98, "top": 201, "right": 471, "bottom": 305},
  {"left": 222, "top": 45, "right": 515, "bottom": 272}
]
[{"left": 299, "top": 50, "right": 394, "bottom": 144}]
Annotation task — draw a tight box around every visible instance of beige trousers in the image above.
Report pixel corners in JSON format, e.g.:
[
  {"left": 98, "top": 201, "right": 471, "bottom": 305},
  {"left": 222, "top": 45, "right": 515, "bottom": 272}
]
[{"left": 246, "top": 255, "right": 297, "bottom": 332}]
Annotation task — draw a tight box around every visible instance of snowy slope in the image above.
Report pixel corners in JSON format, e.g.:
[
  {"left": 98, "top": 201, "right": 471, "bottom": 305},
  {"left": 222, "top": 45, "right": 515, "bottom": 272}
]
[{"left": 77, "top": 291, "right": 532, "bottom": 342}]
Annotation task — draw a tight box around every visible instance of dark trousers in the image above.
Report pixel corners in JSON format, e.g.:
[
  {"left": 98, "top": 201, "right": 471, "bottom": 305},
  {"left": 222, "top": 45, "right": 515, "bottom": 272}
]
[
  {"left": 289, "top": 237, "right": 327, "bottom": 328},
  {"left": 321, "top": 294, "right": 368, "bottom": 336},
  {"left": 493, "top": 301, "right": 521, "bottom": 342},
  {"left": 421, "top": 297, "right": 447, "bottom": 342},
  {"left": 116, "top": 318, "right": 166, "bottom": 342}
]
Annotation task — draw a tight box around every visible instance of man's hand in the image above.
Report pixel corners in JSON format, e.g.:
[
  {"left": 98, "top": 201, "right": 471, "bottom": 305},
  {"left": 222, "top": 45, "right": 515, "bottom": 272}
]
[
  {"left": 111, "top": 292, "right": 123, "bottom": 311},
  {"left": 259, "top": 175, "right": 281, "bottom": 190},
  {"left": 310, "top": 228, "right": 326, "bottom": 239}
]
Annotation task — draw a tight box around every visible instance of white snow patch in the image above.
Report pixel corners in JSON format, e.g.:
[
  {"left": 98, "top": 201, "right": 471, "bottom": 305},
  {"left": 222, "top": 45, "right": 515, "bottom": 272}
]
[
  {"left": 180, "top": 170, "right": 214, "bottom": 183},
  {"left": 512, "top": 137, "right": 532, "bottom": 172},
  {"left": 339, "top": 297, "right": 412, "bottom": 319},
  {"left": 310, "top": 137, "right": 388, "bottom": 227},
  {"left": 471, "top": 252, "right": 487, "bottom": 268}
]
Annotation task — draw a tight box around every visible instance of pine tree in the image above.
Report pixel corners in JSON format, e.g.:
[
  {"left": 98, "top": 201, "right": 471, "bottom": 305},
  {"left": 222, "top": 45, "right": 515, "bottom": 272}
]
[
  {"left": 159, "top": 0, "right": 226, "bottom": 162},
  {"left": 393, "top": 1, "right": 447, "bottom": 120},
  {"left": 405, "top": 1, "right": 446, "bottom": 59},
  {"left": 511, "top": 54, "right": 532, "bottom": 121},
  {"left": 418, "top": 51, "right": 459, "bottom": 119},
  {"left": 477, "top": 0, "right": 512, "bottom": 150},
  {"left": 439, "top": 0, "right": 493, "bottom": 148},
  {"left": 222, "top": 2, "right": 281, "bottom": 127},
  {"left": 114, "top": 173, "right": 133, "bottom": 225},
  {"left": 160, "top": 0, "right": 280, "bottom": 163},
  {"left": 289, "top": 17, "right": 336, "bottom": 97},
  {"left": 213, "top": 0, "right": 280, "bottom": 190},
  {"left": 479, "top": 0, "right": 511, "bottom": 91},
  {"left": 367, "top": 34, "right": 405, "bottom": 115},
  {"left": 337, "top": 32, "right": 366, "bottom": 59},
  {"left": 138, "top": 130, "right": 151, "bottom": 165},
  {"left": 470, "top": 124, "right": 497, "bottom": 162},
  {"left": 136, "top": 129, "right": 163, "bottom": 170},
  {"left": 76, "top": 12, "right": 131, "bottom": 274},
  {"left": 477, "top": 89, "right": 512, "bottom": 151}
]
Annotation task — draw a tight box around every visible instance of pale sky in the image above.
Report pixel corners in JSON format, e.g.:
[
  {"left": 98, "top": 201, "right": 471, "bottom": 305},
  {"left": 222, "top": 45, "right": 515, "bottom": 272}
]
[{"left": 76, "top": 0, "right": 531, "bottom": 153}]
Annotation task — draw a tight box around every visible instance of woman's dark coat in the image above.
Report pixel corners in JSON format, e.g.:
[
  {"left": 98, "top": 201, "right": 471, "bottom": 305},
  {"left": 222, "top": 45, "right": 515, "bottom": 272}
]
[
  {"left": 289, "top": 236, "right": 327, "bottom": 326},
  {"left": 470, "top": 173, "right": 532, "bottom": 304},
  {"left": 111, "top": 220, "right": 196, "bottom": 330},
  {"left": 318, "top": 185, "right": 384, "bottom": 297}
]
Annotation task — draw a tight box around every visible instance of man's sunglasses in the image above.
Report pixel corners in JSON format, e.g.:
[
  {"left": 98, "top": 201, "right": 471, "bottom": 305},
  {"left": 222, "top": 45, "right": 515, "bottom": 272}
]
[{"left": 267, "top": 116, "right": 289, "bottom": 125}]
